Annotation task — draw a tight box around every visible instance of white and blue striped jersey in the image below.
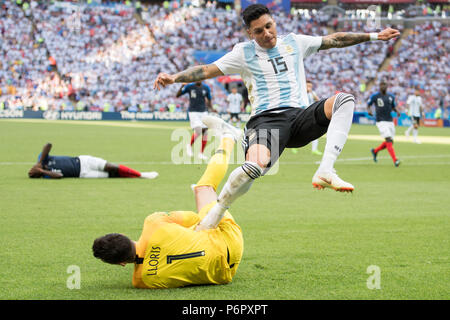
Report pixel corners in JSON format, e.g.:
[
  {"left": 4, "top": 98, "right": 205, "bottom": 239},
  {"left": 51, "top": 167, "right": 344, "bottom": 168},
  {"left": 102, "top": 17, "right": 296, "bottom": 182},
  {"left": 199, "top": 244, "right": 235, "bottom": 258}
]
[
  {"left": 406, "top": 94, "right": 423, "bottom": 117},
  {"left": 227, "top": 92, "right": 243, "bottom": 114},
  {"left": 214, "top": 33, "right": 322, "bottom": 117}
]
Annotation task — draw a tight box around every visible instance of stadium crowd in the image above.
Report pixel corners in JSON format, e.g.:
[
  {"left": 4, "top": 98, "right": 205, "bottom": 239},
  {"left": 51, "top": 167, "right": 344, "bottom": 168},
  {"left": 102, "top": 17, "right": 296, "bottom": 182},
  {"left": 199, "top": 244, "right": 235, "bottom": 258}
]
[
  {"left": 377, "top": 21, "right": 449, "bottom": 115},
  {"left": 304, "top": 19, "right": 402, "bottom": 112},
  {"left": 0, "top": 1, "right": 71, "bottom": 111},
  {"left": 0, "top": 0, "right": 448, "bottom": 117}
]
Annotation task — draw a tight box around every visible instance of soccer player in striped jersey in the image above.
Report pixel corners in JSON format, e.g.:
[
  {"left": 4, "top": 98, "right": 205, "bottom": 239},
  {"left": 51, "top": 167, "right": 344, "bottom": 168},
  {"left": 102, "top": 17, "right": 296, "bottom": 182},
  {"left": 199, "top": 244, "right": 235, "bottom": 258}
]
[
  {"left": 154, "top": 4, "right": 400, "bottom": 218},
  {"left": 292, "top": 80, "right": 322, "bottom": 155},
  {"left": 405, "top": 87, "right": 424, "bottom": 144},
  {"left": 227, "top": 86, "right": 244, "bottom": 128},
  {"left": 92, "top": 117, "right": 243, "bottom": 289},
  {"left": 306, "top": 81, "right": 323, "bottom": 156}
]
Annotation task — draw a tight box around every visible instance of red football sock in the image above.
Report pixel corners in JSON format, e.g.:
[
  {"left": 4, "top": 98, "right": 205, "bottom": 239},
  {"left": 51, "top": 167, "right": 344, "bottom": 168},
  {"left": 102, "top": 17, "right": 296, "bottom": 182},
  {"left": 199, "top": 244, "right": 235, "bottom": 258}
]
[
  {"left": 385, "top": 142, "right": 397, "bottom": 162},
  {"left": 201, "top": 134, "right": 208, "bottom": 153},
  {"left": 118, "top": 165, "right": 141, "bottom": 178},
  {"left": 190, "top": 133, "right": 198, "bottom": 146},
  {"left": 374, "top": 141, "right": 387, "bottom": 154}
]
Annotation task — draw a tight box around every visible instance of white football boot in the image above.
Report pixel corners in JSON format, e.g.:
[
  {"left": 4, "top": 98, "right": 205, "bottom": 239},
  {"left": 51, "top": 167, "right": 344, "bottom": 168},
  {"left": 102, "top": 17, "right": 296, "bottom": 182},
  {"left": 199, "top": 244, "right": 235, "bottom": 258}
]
[
  {"left": 312, "top": 169, "right": 354, "bottom": 192},
  {"left": 140, "top": 172, "right": 159, "bottom": 179},
  {"left": 202, "top": 115, "right": 242, "bottom": 142}
]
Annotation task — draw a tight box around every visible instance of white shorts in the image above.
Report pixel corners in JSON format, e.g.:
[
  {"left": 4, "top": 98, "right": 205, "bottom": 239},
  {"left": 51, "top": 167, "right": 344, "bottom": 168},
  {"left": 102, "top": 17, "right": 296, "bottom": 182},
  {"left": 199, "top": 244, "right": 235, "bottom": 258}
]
[
  {"left": 78, "top": 155, "right": 108, "bottom": 178},
  {"left": 188, "top": 111, "right": 208, "bottom": 129},
  {"left": 376, "top": 121, "right": 395, "bottom": 139}
]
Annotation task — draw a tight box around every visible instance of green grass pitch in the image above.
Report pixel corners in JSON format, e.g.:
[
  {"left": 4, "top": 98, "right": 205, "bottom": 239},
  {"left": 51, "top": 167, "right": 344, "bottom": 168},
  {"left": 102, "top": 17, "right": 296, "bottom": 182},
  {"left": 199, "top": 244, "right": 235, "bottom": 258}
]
[{"left": 0, "top": 119, "right": 449, "bottom": 300}]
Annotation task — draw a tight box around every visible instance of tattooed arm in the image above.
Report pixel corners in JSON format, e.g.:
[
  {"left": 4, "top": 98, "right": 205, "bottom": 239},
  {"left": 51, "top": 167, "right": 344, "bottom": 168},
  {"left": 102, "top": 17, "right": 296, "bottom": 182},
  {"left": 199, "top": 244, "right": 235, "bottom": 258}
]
[
  {"left": 319, "top": 27, "right": 400, "bottom": 51},
  {"left": 153, "top": 64, "right": 223, "bottom": 90}
]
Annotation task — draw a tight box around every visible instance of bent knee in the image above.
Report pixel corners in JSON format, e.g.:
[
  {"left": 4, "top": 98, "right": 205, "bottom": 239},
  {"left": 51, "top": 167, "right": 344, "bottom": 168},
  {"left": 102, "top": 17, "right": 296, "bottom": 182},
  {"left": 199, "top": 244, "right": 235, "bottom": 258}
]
[
  {"left": 334, "top": 93, "right": 355, "bottom": 110},
  {"left": 241, "top": 161, "right": 263, "bottom": 180},
  {"left": 325, "top": 93, "right": 355, "bottom": 118},
  {"left": 246, "top": 144, "right": 271, "bottom": 169}
]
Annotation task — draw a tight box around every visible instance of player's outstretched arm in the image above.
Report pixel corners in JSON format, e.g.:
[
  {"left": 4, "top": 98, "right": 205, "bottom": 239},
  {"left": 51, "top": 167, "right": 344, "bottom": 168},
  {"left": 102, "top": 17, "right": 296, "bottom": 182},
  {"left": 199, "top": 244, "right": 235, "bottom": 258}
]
[
  {"left": 28, "top": 165, "right": 63, "bottom": 179},
  {"left": 29, "top": 143, "right": 53, "bottom": 178},
  {"left": 153, "top": 64, "right": 223, "bottom": 90},
  {"left": 38, "top": 143, "right": 52, "bottom": 166},
  {"left": 40, "top": 168, "right": 63, "bottom": 179},
  {"left": 319, "top": 27, "right": 400, "bottom": 50}
]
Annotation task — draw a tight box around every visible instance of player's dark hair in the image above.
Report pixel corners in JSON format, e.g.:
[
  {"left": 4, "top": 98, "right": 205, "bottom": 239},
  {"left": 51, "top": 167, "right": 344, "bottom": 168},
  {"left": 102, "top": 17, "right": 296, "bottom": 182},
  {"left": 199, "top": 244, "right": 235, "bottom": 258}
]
[
  {"left": 92, "top": 233, "right": 135, "bottom": 265},
  {"left": 242, "top": 4, "right": 271, "bottom": 28}
]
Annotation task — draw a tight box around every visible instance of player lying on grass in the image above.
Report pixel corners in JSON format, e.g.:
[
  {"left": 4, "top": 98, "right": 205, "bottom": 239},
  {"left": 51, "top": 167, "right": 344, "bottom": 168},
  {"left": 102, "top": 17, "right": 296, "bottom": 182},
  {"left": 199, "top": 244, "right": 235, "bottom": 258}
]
[
  {"left": 28, "top": 143, "right": 158, "bottom": 179},
  {"left": 92, "top": 116, "right": 243, "bottom": 289},
  {"left": 154, "top": 4, "right": 400, "bottom": 222}
]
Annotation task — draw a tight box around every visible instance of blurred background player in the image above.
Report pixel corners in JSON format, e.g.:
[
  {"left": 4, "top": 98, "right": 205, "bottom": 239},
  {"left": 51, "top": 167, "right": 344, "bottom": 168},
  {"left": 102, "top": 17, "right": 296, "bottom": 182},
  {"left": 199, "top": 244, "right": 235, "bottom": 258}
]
[
  {"left": 367, "top": 81, "right": 401, "bottom": 167},
  {"left": 226, "top": 86, "right": 244, "bottom": 128},
  {"left": 176, "top": 81, "right": 212, "bottom": 160},
  {"left": 292, "top": 80, "right": 323, "bottom": 155},
  {"left": 92, "top": 116, "right": 243, "bottom": 289},
  {"left": 307, "top": 81, "right": 323, "bottom": 156},
  {"left": 405, "top": 87, "right": 424, "bottom": 144},
  {"left": 28, "top": 143, "right": 158, "bottom": 179}
]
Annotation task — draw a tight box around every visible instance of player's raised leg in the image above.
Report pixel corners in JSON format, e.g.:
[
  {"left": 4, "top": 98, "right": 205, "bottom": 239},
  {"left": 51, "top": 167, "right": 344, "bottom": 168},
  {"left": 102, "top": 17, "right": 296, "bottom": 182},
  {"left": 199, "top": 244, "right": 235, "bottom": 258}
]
[
  {"left": 200, "top": 143, "right": 265, "bottom": 231},
  {"left": 194, "top": 115, "right": 242, "bottom": 230},
  {"left": 312, "top": 93, "right": 355, "bottom": 192}
]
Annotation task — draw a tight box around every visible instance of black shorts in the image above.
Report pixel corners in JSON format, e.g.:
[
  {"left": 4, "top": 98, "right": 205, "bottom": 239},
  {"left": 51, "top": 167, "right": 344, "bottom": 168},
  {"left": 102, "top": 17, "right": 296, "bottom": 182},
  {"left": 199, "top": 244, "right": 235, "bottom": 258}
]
[
  {"left": 243, "top": 99, "right": 330, "bottom": 167},
  {"left": 230, "top": 113, "right": 240, "bottom": 120},
  {"left": 411, "top": 116, "right": 420, "bottom": 125}
]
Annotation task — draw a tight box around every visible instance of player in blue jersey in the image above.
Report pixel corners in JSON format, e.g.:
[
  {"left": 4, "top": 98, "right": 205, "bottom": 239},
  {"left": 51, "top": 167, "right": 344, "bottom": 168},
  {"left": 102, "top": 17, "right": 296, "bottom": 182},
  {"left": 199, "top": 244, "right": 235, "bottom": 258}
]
[
  {"left": 154, "top": 4, "right": 399, "bottom": 225},
  {"left": 28, "top": 143, "right": 158, "bottom": 179},
  {"left": 176, "top": 81, "right": 212, "bottom": 160},
  {"left": 367, "top": 81, "right": 401, "bottom": 167}
]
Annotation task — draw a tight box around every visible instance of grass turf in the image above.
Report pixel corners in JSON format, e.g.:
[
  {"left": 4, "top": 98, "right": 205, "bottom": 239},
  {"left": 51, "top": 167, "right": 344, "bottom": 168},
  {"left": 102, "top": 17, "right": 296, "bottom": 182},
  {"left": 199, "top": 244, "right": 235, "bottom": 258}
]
[{"left": 0, "top": 119, "right": 449, "bottom": 300}]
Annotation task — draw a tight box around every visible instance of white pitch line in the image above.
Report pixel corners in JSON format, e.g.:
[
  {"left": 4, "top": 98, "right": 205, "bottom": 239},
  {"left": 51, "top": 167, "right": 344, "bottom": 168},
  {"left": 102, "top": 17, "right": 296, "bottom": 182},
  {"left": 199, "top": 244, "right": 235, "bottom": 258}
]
[
  {"left": 2, "top": 119, "right": 450, "bottom": 144},
  {"left": 2, "top": 154, "right": 450, "bottom": 166},
  {"left": 348, "top": 134, "right": 450, "bottom": 145},
  {"left": 336, "top": 154, "right": 450, "bottom": 162}
]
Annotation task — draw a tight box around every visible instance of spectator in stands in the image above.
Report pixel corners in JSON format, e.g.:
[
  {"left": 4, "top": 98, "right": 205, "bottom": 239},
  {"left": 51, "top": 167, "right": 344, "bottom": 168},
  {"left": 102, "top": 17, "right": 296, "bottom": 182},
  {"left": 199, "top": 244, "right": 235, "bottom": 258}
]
[{"left": 1, "top": 1, "right": 447, "bottom": 117}]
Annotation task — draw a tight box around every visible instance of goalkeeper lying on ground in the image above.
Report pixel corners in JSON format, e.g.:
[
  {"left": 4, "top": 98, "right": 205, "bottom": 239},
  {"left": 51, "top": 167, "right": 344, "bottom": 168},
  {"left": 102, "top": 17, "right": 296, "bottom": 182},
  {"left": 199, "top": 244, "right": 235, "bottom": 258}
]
[{"left": 92, "top": 115, "right": 244, "bottom": 289}]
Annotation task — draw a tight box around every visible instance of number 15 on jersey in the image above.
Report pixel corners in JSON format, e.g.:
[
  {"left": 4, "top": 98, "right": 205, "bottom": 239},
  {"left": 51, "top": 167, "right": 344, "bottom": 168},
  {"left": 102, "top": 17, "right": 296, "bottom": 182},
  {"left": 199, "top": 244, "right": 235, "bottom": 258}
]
[{"left": 267, "top": 57, "right": 288, "bottom": 74}]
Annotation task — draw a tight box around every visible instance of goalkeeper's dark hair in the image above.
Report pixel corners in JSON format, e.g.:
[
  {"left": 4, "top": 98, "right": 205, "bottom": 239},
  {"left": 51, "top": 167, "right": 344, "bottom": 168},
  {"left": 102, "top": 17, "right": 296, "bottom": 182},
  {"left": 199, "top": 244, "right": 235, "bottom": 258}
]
[
  {"left": 92, "top": 233, "right": 135, "bottom": 265},
  {"left": 242, "top": 4, "right": 271, "bottom": 28}
]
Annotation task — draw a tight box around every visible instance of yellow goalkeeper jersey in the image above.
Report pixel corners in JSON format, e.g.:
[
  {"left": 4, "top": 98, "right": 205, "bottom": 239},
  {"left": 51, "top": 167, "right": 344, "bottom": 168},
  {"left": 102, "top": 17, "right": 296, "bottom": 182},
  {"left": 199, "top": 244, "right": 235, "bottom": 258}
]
[{"left": 132, "top": 202, "right": 243, "bottom": 289}]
